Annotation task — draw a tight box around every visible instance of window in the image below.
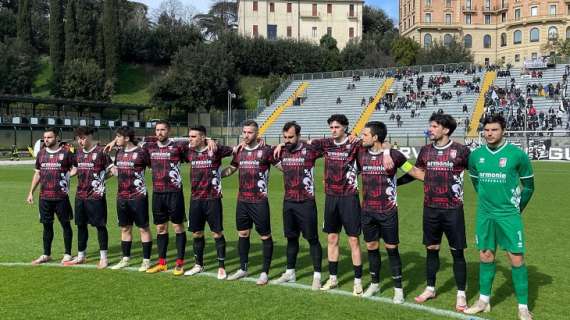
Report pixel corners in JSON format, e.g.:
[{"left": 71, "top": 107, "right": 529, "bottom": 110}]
[
  {"left": 549, "top": 26, "right": 558, "bottom": 40},
  {"left": 550, "top": 5, "right": 556, "bottom": 16},
  {"left": 445, "top": 14, "right": 451, "bottom": 25},
  {"left": 253, "top": 25, "right": 258, "bottom": 37},
  {"left": 501, "top": 13, "right": 506, "bottom": 23},
  {"left": 267, "top": 25, "right": 277, "bottom": 40},
  {"left": 425, "top": 13, "right": 431, "bottom": 23},
  {"left": 312, "top": 4, "right": 317, "bottom": 16},
  {"left": 465, "top": 14, "right": 472, "bottom": 25},
  {"left": 253, "top": 1, "right": 258, "bottom": 11},
  {"left": 446, "top": 0, "right": 451, "bottom": 7},
  {"left": 485, "top": 15, "right": 491, "bottom": 24},
  {"left": 424, "top": 33, "right": 432, "bottom": 48},
  {"left": 513, "top": 30, "right": 522, "bottom": 44},
  {"left": 327, "top": 3, "right": 332, "bottom": 14},
  {"left": 287, "top": 3, "right": 292, "bottom": 13},
  {"left": 530, "top": 28, "right": 539, "bottom": 42},
  {"left": 484, "top": 0, "right": 490, "bottom": 10},
  {"left": 515, "top": 54, "right": 520, "bottom": 62},
  {"left": 567, "top": 27, "right": 570, "bottom": 39},
  {"left": 444, "top": 34, "right": 452, "bottom": 47},
  {"left": 483, "top": 34, "right": 491, "bottom": 48},
  {"left": 464, "top": 34, "right": 472, "bottom": 48},
  {"left": 287, "top": 26, "right": 292, "bottom": 37},
  {"left": 425, "top": 0, "right": 431, "bottom": 6},
  {"left": 501, "top": 33, "right": 507, "bottom": 47},
  {"left": 312, "top": 26, "right": 317, "bottom": 37},
  {"left": 349, "top": 4, "right": 354, "bottom": 17},
  {"left": 269, "top": 2, "right": 275, "bottom": 12},
  {"left": 532, "top": 52, "right": 538, "bottom": 60},
  {"left": 466, "top": 0, "right": 472, "bottom": 9},
  {"left": 514, "top": 8, "right": 521, "bottom": 20},
  {"left": 530, "top": 6, "right": 538, "bottom": 17},
  {"left": 327, "top": 27, "right": 332, "bottom": 36},
  {"left": 349, "top": 27, "right": 354, "bottom": 38}
]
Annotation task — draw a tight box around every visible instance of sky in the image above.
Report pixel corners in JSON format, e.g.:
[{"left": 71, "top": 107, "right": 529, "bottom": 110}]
[{"left": 137, "top": 0, "right": 399, "bottom": 23}]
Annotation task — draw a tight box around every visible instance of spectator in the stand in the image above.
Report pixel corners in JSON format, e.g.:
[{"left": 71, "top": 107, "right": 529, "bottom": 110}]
[
  {"left": 390, "top": 113, "right": 395, "bottom": 121},
  {"left": 437, "top": 108, "right": 444, "bottom": 115},
  {"left": 336, "top": 96, "right": 342, "bottom": 104},
  {"left": 395, "top": 114, "right": 402, "bottom": 127},
  {"left": 361, "top": 97, "right": 366, "bottom": 106},
  {"left": 463, "top": 104, "right": 469, "bottom": 114}
]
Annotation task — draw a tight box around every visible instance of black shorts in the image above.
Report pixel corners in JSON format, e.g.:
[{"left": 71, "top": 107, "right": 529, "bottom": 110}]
[
  {"left": 75, "top": 197, "right": 107, "bottom": 227},
  {"left": 323, "top": 194, "right": 361, "bottom": 236},
  {"left": 362, "top": 208, "right": 399, "bottom": 244},
  {"left": 188, "top": 198, "right": 223, "bottom": 233},
  {"left": 117, "top": 197, "right": 149, "bottom": 228},
  {"left": 39, "top": 197, "right": 73, "bottom": 224},
  {"left": 283, "top": 199, "right": 319, "bottom": 240},
  {"left": 236, "top": 200, "right": 271, "bottom": 236},
  {"left": 152, "top": 191, "right": 186, "bottom": 225},
  {"left": 423, "top": 206, "right": 467, "bottom": 250}
]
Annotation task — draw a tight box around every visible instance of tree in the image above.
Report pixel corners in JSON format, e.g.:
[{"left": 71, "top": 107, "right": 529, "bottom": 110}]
[
  {"left": 152, "top": 0, "right": 195, "bottom": 24},
  {"left": 0, "top": 6, "right": 17, "bottom": 40},
  {"left": 61, "top": 58, "right": 109, "bottom": 100},
  {"left": 16, "top": 0, "right": 31, "bottom": 46},
  {"left": 362, "top": 5, "right": 395, "bottom": 35},
  {"left": 146, "top": 12, "right": 202, "bottom": 65},
  {"left": 64, "top": 0, "right": 77, "bottom": 61},
  {"left": 391, "top": 36, "right": 420, "bottom": 66},
  {"left": 193, "top": 1, "right": 237, "bottom": 40},
  {"left": 416, "top": 37, "right": 473, "bottom": 65},
  {"left": 103, "top": 0, "right": 119, "bottom": 82},
  {"left": 0, "top": 38, "right": 39, "bottom": 94},
  {"left": 49, "top": 0, "right": 65, "bottom": 96}
]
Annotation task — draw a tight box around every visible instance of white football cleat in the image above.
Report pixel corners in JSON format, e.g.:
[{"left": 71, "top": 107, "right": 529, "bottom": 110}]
[
  {"left": 271, "top": 271, "right": 296, "bottom": 284},
  {"left": 518, "top": 308, "right": 533, "bottom": 320},
  {"left": 227, "top": 269, "right": 248, "bottom": 281},
  {"left": 138, "top": 259, "right": 151, "bottom": 272},
  {"left": 320, "top": 277, "right": 338, "bottom": 291},
  {"left": 60, "top": 254, "right": 73, "bottom": 264},
  {"left": 353, "top": 282, "right": 364, "bottom": 296},
  {"left": 217, "top": 268, "right": 227, "bottom": 280},
  {"left": 414, "top": 287, "right": 436, "bottom": 303},
  {"left": 183, "top": 264, "right": 204, "bottom": 276},
  {"left": 362, "top": 283, "right": 380, "bottom": 298},
  {"left": 110, "top": 257, "right": 130, "bottom": 270},
  {"left": 31, "top": 255, "right": 51, "bottom": 265},
  {"left": 393, "top": 288, "right": 405, "bottom": 304},
  {"left": 256, "top": 272, "right": 269, "bottom": 286},
  {"left": 311, "top": 275, "right": 321, "bottom": 291},
  {"left": 464, "top": 300, "right": 491, "bottom": 314}
]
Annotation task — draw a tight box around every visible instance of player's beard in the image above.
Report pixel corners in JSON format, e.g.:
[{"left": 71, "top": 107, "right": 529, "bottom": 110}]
[{"left": 285, "top": 142, "right": 298, "bottom": 152}]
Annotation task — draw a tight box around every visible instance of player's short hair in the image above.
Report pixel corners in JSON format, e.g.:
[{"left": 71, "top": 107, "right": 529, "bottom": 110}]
[
  {"left": 364, "top": 121, "right": 387, "bottom": 143},
  {"left": 283, "top": 121, "right": 301, "bottom": 135},
  {"left": 243, "top": 119, "right": 259, "bottom": 131},
  {"left": 115, "top": 126, "right": 136, "bottom": 142},
  {"left": 155, "top": 120, "right": 170, "bottom": 129},
  {"left": 190, "top": 125, "right": 207, "bottom": 136},
  {"left": 327, "top": 114, "right": 349, "bottom": 127},
  {"left": 429, "top": 113, "right": 457, "bottom": 136},
  {"left": 44, "top": 127, "right": 59, "bottom": 137},
  {"left": 482, "top": 114, "right": 506, "bottom": 130},
  {"left": 74, "top": 127, "right": 95, "bottom": 137}
]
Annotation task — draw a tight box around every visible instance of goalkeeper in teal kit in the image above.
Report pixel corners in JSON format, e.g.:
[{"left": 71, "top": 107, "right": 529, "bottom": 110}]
[{"left": 465, "top": 115, "right": 535, "bottom": 320}]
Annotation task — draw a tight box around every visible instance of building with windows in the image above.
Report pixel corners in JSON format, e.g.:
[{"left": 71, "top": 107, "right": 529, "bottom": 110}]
[
  {"left": 237, "top": 0, "right": 363, "bottom": 49},
  {"left": 399, "top": 0, "right": 569, "bottom": 66}
]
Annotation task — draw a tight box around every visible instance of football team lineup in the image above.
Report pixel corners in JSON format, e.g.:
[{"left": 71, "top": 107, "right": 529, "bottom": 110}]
[{"left": 10, "top": 113, "right": 550, "bottom": 320}]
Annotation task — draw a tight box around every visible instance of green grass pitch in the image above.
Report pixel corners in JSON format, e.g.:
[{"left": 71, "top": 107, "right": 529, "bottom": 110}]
[{"left": 0, "top": 160, "right": 568, "bottom": 319}]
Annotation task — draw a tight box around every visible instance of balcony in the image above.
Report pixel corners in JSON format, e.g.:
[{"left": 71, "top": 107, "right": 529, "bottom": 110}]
[
  {"left": 300, "top": 11, "right": 320, "bottom": 19},
  {"left": 505, "top": 14, "right": 568, "bottom": 28},
  {"left": 482, "top": 5, "right": 508, "bottom": 14},
  {"left": 417, "top": 22, "right": 462, "bottom": 31},
  {"left": 462, "top": 5, "right": 477, "bottom": 13},
  {"left": 347, "top": 13, "right": 358, "bottom": 19}
]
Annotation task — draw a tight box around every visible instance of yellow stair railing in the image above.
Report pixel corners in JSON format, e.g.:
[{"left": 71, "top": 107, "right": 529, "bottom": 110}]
[
  {"left": 351, "top": 77, "right": 395, "bottom": 135},
  {"left": 259, "top": 82, "right": 309, "bottom": 135},
  {"left": 467, "top": 71, "right": 497, "bottom": 137}
]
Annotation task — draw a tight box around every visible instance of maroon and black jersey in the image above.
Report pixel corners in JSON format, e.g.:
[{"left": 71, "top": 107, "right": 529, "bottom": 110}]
[
  {"left": 230, "top": 144, "right": 275, "bottom": 203},
  {"left": 143, "top": 139, "right": 188, "bottom": 193},
  {"left": 275, "top": 142, "right": 322, "bottom": 202},
  {"left": 35, "top": 147, "right": 75, "bottom": 200},
  {"left": 114, "top": 146, "right": 148, "bottom": 200},
  {"left": 74, "top": 145, "right": 113, "bottom": 200},
  {"left": 357, "top": 148, "right": 408, "bottom": 213},
  {"left": 187, "top": 145, "right": 234, "bottom": 200},
  {"left": 312, "top": 137, "right": 359, "bottom": 196},
  {"left": 415, "top": 141, "right": 470, "bottom": 209}
]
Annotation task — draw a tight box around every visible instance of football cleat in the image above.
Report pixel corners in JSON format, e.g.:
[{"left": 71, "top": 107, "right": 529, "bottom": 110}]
[
  {"left": 464, "top": 300, "right": 491, "bottom": 314},
  {"left": 227, "top": 269, "right": 248, "bottom": 281},
  {"left": 138, "top": 259, "right": 151, "bottom": 272},
  {"left": 256, "top": 272, "right": 269, "bottom": 286},
  {"left": 172, "top": 265, "right": 184, "bottom": 276},
  {"left": 320, "top": 277, "right": 338, "bottom": 291},
  {"left": 362, "top": 283, "right": 380, "bottom": 298},
  {"left": 145, "top": 263, "right": 167, "bottom": 274},
  {"left": 63, "top": 256, "right": 86, "bottom": 266},
  {"left": 271, "top": 271, "right": 296, "bottom": 284},
  {"left": 217, "top": 268, "right": 227, "bottom": 280},
  {"left": 414, "top": 287, "right": 436, "bottom": 303},
  {"left": 31, "top": 255, "right": 51, "bottom": 265},
  {"left": 393, "top": 288, "right": 405, "bottom": 304},
  {"left": 60, "top": 254, "right": 73, "bottom": 264},
  {"left": 353, "top": 282, "right": 364, "bottom": 296},
  {"left": 110, "top": 257, "right": 130, "bottom": 270},
  {"left": 183, "top": 264, "right": 204, "bottom": 276}
]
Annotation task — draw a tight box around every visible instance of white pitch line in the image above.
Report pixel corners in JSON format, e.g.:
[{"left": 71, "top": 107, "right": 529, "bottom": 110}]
[{"left": 0, "top": 261, "right": 486, "bottom": 320}]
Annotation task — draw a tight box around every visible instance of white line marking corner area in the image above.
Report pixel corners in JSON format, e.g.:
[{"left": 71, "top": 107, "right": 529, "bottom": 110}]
[{"left": 0, "top": 262, "right": 486, "bottom": 320}]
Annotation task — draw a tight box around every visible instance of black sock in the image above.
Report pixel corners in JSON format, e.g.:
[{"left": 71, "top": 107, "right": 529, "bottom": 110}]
[
  {"left": 368, "top": 249, "right": 380, "bottom": 284},
  {"left": 142, "top": 241, "right": 152, "bottom": 259},
  {"left": 354, "top": 264, "right": 363, "bottom": 279},
  {"left": 262, "top": 238, "right": 273, "bottom": 274},
  {"left": 193, "top": 236, "right": 205, "bottom": 266},
  {"left": 451, "top": 249, "right": 467, "bottom": 291},
  {"left": 96, "top": 226, "right": 108, "bottom": 251},
  {"left": 121, "top": 240, "right": 132, "bottom": 258},
  {"left": 329, "top": 261, "right": 338, "bottom": 276},
  {"left": 215, "top": 236, "right": 226, "bottom": 268},
  {"left": 77, "top": 224, "right": 88, "bottom": 252},
  {"left": 308, "top": 238, "right": 322, "bottom": 272},
  {"left": 238, "top": 237, "right": 250, "bottom": 271},
  {"left": 157, "top": 233, "right": 169, "bottom": 260},
  {"left": 176, "top": 232, "right": 186, "bottom": 260},
  {"left": 426, "top": 249, "right": 440, "bottom": 287},
  {"left": 286, "top": 237, "right": 299, "bottom": 270},
  {"left": 43, "top": 223, "right": 54, "bottom": 256},
  {"left": 387, "top": 247, "right": 403, "bottom": 289},
  {"left": 61, "top": 221, "right": 73, "bottom": 255}
]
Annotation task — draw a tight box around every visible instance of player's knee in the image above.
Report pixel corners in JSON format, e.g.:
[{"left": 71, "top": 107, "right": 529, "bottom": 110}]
[
  {"left": 192, "top": 231, "right": 204, "bottom": 238},
  {"left": 479, "top": 250, "right": 495, "bottom": 262},
  {"left": 327, "top": 234, "right": 339, "bottom": 245},
  {"left": 156, "top": 224, "right": 167, "bottom": 234},
  {"left": 173, "top": 224, "right": 184, "bottom": 234},
  {"left": 238, "top": 230, "right": 250, "bottom": 238},
  {"left": 450, "top": 248, "right": 465, "bottom": 261},
  {"left": 212, "top": 232, "right": 223, "bottom": 239},
  {"left": 508, "top": 252, "right": 524, "bottom": 267},
  {"left": 348, "top": 236, "right": 360, "bottom": 248},
  {"left": 427, "top": 244, "right": 440, "bottom": 250},
  {"left": 384, "top": 243, "right": 397, "bottom": 250},
  {"left": 120, "top": 226, "right": 132, "bottom": 234},
  {"left": 366, "top": 241, "right": 379, "bottom": 250},
  {"left": 260, "top": 234, "right": 272, "bottom": 241}
]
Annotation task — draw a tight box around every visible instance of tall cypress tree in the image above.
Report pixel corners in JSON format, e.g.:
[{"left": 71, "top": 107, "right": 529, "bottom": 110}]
[
  {"left": 103, "top": 0, "right": 118, "bottom": 82},
  {"left": 49, "top": 0, "right": 65, "bottom": 96},
  {"left": 16, "top": 0, "right": 32, "bottom": 46},
  {"left": 64, "top": 0, "right": 77, "bottom": 61}
]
